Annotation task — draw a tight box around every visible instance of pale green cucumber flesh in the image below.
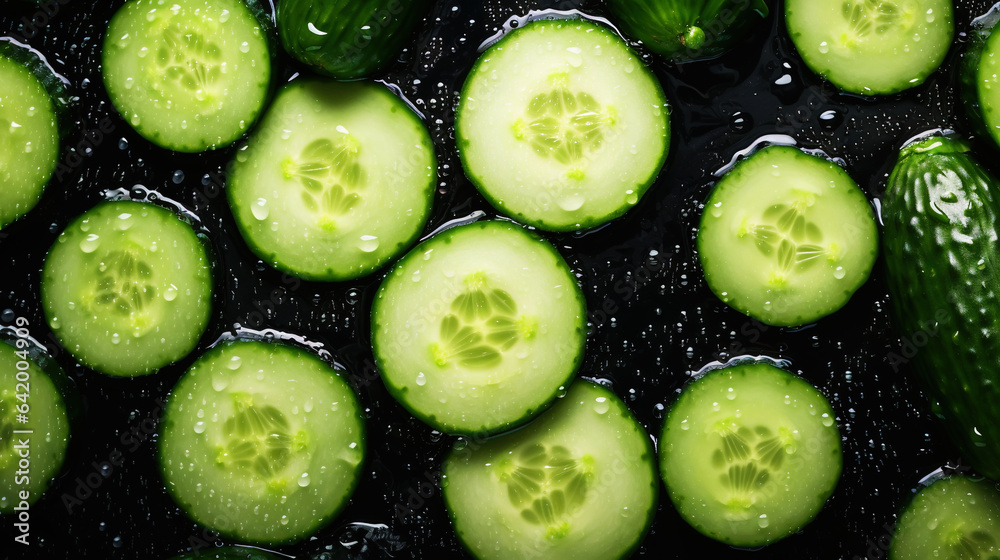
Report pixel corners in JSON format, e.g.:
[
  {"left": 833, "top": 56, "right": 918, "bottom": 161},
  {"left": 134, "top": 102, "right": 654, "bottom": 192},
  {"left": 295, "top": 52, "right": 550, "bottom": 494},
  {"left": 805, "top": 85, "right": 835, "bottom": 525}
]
[
  {"left": 228, "top": 80, "right": 436, "bottom": 281},
  {"left": 41, "top": 200, "right": 213, "bottom": 376},
  {"left": 160, "top": 340, "right": 366, "bottom": 545},
  {"left": 698, "top": 145, "right": 878, "bottom": 327},
  {"left": 443, "top": 381, "right": 657, "bottom": 560},
  {"left": 371, "top": 220, "right": 586, "bottom": 435}
]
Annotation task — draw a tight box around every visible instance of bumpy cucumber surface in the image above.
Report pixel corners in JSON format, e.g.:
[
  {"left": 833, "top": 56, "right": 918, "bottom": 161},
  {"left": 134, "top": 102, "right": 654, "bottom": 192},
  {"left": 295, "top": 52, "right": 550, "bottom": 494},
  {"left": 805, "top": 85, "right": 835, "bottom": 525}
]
[
  {"left": 659, "top": 362, "right": 842, "bottom": 547},
  {"left": 277, "top": 0, "right": 431, "bottom": 79},
  {"left": 891, "top": 476, "right": 1000, "bottom": 559},
  {"left": 698, "top": 145, "right": 879, "bottom": 327},
  {"left": 228, "top": 80, "right": 436, "bottom": 281},
  {"left": 786, "top": 0, "right": 953, "bottom": 95},
  {"left": 443, "top": 381, "right": 658, "bottom": 560},
  {"left": 456, "top": 18, "right": 670, "bottom": 231},
  {"left": 0, "top": 341, "right": 69, "bottom": 512},
  {"left": 606, "top": 0, "right": 770, "bottom": 61},
  {"left": 102, "top": 0, "right": 272, "bottom": 152},
  {"left": 882, "top": 136, "right": 1000, "bottom": 480},
  {"left": 159, "top": 340, "right": 366, "bottom": 545},
  {"left": 371, "top": 220, "right": 586, "bottom": 436},
  {"left": 41, "top": 200, "right": 213, "bottom": 377},
  {"left": 0, "top": 45, "right": 61, "bottom": 229}
]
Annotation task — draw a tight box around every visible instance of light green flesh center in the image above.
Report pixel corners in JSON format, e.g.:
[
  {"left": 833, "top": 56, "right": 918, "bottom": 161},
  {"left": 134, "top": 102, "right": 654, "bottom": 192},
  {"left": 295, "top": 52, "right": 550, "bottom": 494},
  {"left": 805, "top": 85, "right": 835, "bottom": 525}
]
[
  {"left": 213, "top": 392, "right": 308, "bottom": 486},
  {"left": 512, "top": 73, "right": 616, "bottom": 179},
  {"left": 0, "top": 395, "right": 15, "bottom": 469},
  {"left": 281, "top": 136, "right": 366, "bottom": 232},
  {"left": 944, "top": 528, "right": 998, "bottom": 560},
  {"left": 495, "top": 443, "right": 594, "bottom": 540},
  {"left": 150, "top": 18, "right": 223, "bottom": 108},
  {"left": 710, "top": 419, "right": 797, "bottom": 519},
  {"left": 430, "top": 272, "right": 536, "bottom": 369},
  {"left": 841, "top": 0, "right": 903, "bottom": 41},
  {"left": 735, "top": 195, "right": 838, "bottom": 287},
  {"left": 87, "top": 247, "right": 161, "bottom": 337}
]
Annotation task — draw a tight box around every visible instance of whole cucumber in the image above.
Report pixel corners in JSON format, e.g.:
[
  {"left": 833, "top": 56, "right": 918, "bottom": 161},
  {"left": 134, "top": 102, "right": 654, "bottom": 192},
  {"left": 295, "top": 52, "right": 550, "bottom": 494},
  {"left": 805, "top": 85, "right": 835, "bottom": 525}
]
[
  {"left": 882, "top": 136, "right": 1000, "bottom": 479},
  {"left": 605, "top": 0, "right": 770, "bottom": 62},
  {"left": 277, "top": 0, "right": 431, "bottom": 79}
]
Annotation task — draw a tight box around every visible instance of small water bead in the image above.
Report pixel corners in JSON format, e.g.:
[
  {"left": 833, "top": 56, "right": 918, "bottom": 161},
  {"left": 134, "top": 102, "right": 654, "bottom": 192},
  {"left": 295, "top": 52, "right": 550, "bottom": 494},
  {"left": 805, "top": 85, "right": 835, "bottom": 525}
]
[
  {"left": 163, "top": 284, "right": 178, "bottom": 301},
  {"left": 415, "top": 372, "right": 427, "bottom": 386},
  {"left": 227, "top": 355, "right": 242, "bottom": 370},
  {"left": 758, "top": 514, "right": 769, "bottom": 528},
  {"left": 0, "top": 309, "right": 14, "bottom": 323},
  {"left": 359, "top": 235, "right": 379, "bottom": 253},
  {"left": 925, "top": 8, "right": 935, "bottom": 22},
  {"left": 118, "top": 138, "right": 129, "bottom": 150},
  {"left": 818, "top": 41, "right": 829, "bottom": 54},
  {"left": 297, "top": 472, "right": 311, "bottom": 487},
  {"left": 219, "top": 8, "right": 230, "bottom": 22},
  {"left": 111, "top": 333, "right": 121, "bottom": 345},
  {"left": 833, "top": 266, "right": 846, "bottom": 279},
  {"left": 821, "top": 413, "right": 834, "bottom": 427},
  {"left": 593, "top": 396, "right": 609, "bottom": 414},
  {"left": 251, "top": 198, "right": 269, "bottom": 220},
  {"left": 172, "top": 170, "right": 185, "bottom": 184},
  {"left": 211, "top": 374, "right": 229, "bottom": 392},
  {"left": 240, "top": 41, "right": 250, "bottom": 53},
  {"left": 193, "top": 421, "right": 206, "bottom": 434},
  {"left": 624, "top": 190, "right": 638, "bottom": 205},
  {"left": 80, "top": 233, "right": 101, "bottom": 253}
]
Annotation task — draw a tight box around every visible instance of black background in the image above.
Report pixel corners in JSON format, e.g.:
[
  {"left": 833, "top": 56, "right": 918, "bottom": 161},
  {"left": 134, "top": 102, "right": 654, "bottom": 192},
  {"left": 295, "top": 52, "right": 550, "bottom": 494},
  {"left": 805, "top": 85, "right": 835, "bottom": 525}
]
[{"left": 0, "top": 0, "right": 995, "bottom": 558}]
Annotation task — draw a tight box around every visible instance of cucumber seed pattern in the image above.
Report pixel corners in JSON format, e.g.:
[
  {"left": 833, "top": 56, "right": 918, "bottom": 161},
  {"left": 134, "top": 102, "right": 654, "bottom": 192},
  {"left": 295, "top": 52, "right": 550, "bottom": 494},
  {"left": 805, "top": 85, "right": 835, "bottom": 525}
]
[
  {"left": 153, "top": 20, "right": 223, "bottom": 103},
  {"left": 92, "top": 248, "right": 158, "bottom": 336},
  {"left": 947, "top": 531, "right": 998, "bottom": 560},
  {"left": 281, "top": 136, "right": 366, "bottom": 231},
  {"left": 842, "top": 0, "right": 902, "bottom": 39},
  {"left": 496, "top": 443, "right": 593, "bottom": 539},
  {"left": 214, "top": 392, "right": 307, "bottom": 482},
  {"left": 712, "top": 420, "right": 796, "bottom": 518},
  {"left": 512, "top": 73, "right": 617, "bottom": 175},
  {"left": 738, "top": 198, "right": 837, "bottom": 287},
  {"left": 430, "top": 272, "right": 536, "bottom": 369}
]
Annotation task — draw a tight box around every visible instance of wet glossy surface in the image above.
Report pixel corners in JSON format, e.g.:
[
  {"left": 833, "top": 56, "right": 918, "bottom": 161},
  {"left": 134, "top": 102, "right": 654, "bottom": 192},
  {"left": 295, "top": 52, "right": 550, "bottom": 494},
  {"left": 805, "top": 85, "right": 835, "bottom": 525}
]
[{"left": 1, "top": 0, "right": 997, "bottom": 558}]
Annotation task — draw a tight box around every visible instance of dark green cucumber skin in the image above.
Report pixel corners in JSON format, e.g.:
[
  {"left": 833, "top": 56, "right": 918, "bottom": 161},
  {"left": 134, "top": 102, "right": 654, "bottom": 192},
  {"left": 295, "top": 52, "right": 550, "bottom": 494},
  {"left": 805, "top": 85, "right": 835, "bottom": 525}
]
[
  {"left": 882, "top": 136, "right": 1000, "bottom": 480},
  {"left": 960, "top": 10, "right": 1000, "bottom": 151},
  {"left": 277, "top": 0, "right": 431, "bottom": 79},
  {"left": 605, "top": 0, "right": 770, "bottom": 61}
]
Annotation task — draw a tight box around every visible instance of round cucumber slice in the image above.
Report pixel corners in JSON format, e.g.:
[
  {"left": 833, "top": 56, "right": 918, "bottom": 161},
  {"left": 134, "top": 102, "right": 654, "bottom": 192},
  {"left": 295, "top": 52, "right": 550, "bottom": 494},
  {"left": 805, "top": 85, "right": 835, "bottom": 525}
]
[
  {"left": 659, "top": 362, "right": 842, "bottom": 547},
  {"left": 891, "top": 476, "right": 1000, "bottom": 559},
  {"left": 697, "top": 145, "right": 878, "bottom": 327},
  {"left": 371, "top": 220, "right": 586, "bottom": 436},
  {"left": 966, "top": 18, "right": 1000, "bottom": 154},
  {"left": 41, "top": 200, "right": 213, "bottom": 377},
  {"left": 456, "top": 18, "right": 670, "bottom": 232},
  {"left": 160, "top": 340, "right": 366, "bottom": 545},
  {"left": 443, "top": 381, "right": 658, "bottom": 560},
  {"left": 102, "top": 0, "right": 272, "bottom": 152},
  {"left": 228, "top": 80, "right": 437, "bottom": 282},
  {"left": 785, "top": 0, "right": 953, "bottom": 95},
  {"left": 0, "top": 342, "right": 70, "bottom": 513},
  {"left": 0, "top": 50, "right": 60, "bottom": 229}
]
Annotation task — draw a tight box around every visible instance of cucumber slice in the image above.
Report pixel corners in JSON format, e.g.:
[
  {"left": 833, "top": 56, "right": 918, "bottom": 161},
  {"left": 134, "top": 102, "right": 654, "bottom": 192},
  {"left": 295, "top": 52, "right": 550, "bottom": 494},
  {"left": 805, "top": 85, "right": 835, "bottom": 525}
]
[
  {"left": 443, "top": 381, "right": 658, "bottom": 560},
  {"left": 0, "top": 47, "right": 60, "bottom": 229},
  {"left": 456, "top": 19, "right": 670, "bottom": 232},
  {"left": 891, "top": 476, "right": 1000, "bottom": 559},
  {"left": 371, "top": 220, "right": 586, "bottom": 436},
  {"left": 228, "top": 80, "right": 436, "bottom": 281},
  {"left": 697, "top": 145, "right": 878, "bottom": 327},
  {"left": 659, "top": 362, "right": 842, "bottom": 547},
  {"left": 0, "top": 342, "right": 70, "bottom": 512},
  {"left": 102, "top": 0, "right": 272, "bottom": 152},
  {"left": 963, "top": 14, "right": 1000, "bottom": 154},
  {"left": 160, "top": 340, "right": 366, "bottom": 545},
  {"left": 41, "top": 200, "right": 213, "bottom": 377},
  {"left": 785, "top": 0, "right": 953, "bottom": 95}
]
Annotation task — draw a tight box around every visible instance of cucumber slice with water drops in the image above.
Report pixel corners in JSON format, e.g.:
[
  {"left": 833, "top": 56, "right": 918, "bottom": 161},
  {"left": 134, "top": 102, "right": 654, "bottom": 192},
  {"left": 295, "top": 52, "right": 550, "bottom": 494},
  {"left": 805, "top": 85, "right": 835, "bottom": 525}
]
[
  {"left": 697, "top": 145, "right": 878, "bottom": 327},
  {"left": 0, "top": 44, "right": 61, "bottom": 229},
  {"left": 0, "top": 342, "right": 70, "bottom": 512},
  {"left": 371, "top": 220, "right": 586, "bottom": 436},
  {"left": 659, "top": 362, "right": 842, "bottom": 547},
  {"left": 456, "top": 18, "right": 670, "bottom": 231},
  {"left": 443, "top": 381, "right": 658, "bottom": 560},
  {"left": 891, "top": 475, "right": 1000, "bottom": 559},
  {"left": 785, "top": 0, "right": 953, "bottom": 95},
  {"left": 228, "top": 80, "right": 436, "bottom": 281},
  {"left": 159, "top": 340, "right": 366, "bottom": 545},
  {"left": 963, "top": 10, "right": 1000, "bottom": 154},
  {"left": 41, "top": 200, "right": 213, "bottom": 377},
  {"left": 102, "top": 0, "right": 272, "bottom": 152}
]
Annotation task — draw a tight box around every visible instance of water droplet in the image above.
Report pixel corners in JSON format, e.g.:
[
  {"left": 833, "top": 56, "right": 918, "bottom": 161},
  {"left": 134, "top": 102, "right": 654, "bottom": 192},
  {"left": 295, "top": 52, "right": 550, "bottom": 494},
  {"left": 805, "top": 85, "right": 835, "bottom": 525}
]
[
  {"left": 239, "top": 41, "right": 250, "bottom": 53},
  {"left": 833, "top": 266, "right": 846, "bottom": 279},
  {"left": 593, "top": 397, "right": 610, "bottom": 414},
  {"left": 111, "top": 333, "right": 121, "bottom": 345},
  {"left": 124, "top": 77, "right": 134, "bottom": 90},
  {"left": 80, "top": 234, "right": 101, "bottom": 253},
  {"left": 279, "top": 515, "right": 289, "bottom": 526},
  {"left": 726, "top": 387, "right": 736, "bottom": 400},
  {"left": 193, "top": 421, "right": 206, "bottom": 434},
  {"left": 624, "top": 190, "right": 638, "bottom": 205},
  {"left": 211, "top": 374, "right": 229, "bottom": 392},
  {"left": 710, "top": 202, "right": 723, "bottom": 217},
  {"left": 50, "top": 316, "right": 60, "bottom": 330},
  {"left": 818, "top": 41, "right": 829, "bottom": 54},
  {"left": 172, "top": 170, "right": 185, "bottom": 184},
  {"left": 0, "top": 309, "right": 14, "bottom": 323},
  {"left": 251, "top": 198, "right": 269, "bottom": 220},
  {"left": 925, "top": 8, "right": 935, "bottom": 22},
  {"left": 297, "top": 472, "right": 311, "bottom": 487},
  {"left": 227, "top": 356, "right": 242, "bottom": 370},
  {"left": 219, "top": 8, "right": 230, "bottom": 22},
  {"left": 415, "top": 372, "right": 427, "bottom": 386},
  {"left": 758, "top": 514, "right": 769, "bottom": 528},
  {"left": 557, "top": 194, "right": 585, "bottom": 212},
  {"left": 359, "top": 235, "right": 379, "bottom": 253},
  {"left": 821, "top": 413, "right": 834, "bottom": 427},
  {"left": 566, "top": 46, "right": 582, "bottom": 67},
  {"left": 163, "top": 284, "right": 178, "bottom": 301}
]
